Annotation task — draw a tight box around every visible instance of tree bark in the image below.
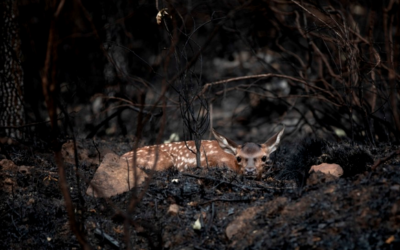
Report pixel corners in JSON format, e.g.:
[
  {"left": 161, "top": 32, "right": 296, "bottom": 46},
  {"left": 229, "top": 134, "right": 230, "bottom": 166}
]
[{"left": 0, "top": 0, "right": 25, "bottom": 139}]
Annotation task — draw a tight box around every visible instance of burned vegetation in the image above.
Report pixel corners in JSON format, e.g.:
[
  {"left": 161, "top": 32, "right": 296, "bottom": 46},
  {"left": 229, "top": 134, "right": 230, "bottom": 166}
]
[
  {"left": 275, "top": 139, "right": 374, "bottom": 187},
  {"left": 1, "top": 139, "right": 400, "bottom": 249},
  {"left": 1, "top": 0, "right": 400, "bottom": 249}
]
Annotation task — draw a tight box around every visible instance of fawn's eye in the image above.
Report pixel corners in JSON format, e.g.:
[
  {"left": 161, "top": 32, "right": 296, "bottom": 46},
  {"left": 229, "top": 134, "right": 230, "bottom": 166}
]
[
  {"left": 261, "top": 156, "right": 267, "bottom": 162},
  {"left": 236, "top": 156, "right": 242, "bottom": 162}
]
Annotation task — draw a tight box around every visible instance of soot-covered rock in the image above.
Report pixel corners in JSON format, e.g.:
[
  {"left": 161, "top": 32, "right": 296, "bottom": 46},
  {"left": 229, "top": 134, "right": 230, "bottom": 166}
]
[{"left": 275, "top": 139, "right": 373, "bottom": 187}]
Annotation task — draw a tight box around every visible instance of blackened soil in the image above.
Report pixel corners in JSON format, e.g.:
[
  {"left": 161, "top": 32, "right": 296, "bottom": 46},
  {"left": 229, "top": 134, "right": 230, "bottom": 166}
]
[{"left": 1, "top": 139, "right": 400, "bottom": 249}]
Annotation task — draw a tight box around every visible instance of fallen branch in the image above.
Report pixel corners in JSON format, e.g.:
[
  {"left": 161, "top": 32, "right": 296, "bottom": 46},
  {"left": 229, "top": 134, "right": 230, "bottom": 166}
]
[
  {"left": 371, "top": 149, "right": 400, "bottom": 170},
  {"left": 182, "top": 172, "right": 259, "bottom": 191},
  {"left": 199, "top": 197, "right": 252, "bottom": 206},
  {"left": 94, "top": 227, "right": 121, "bottom": 249}
]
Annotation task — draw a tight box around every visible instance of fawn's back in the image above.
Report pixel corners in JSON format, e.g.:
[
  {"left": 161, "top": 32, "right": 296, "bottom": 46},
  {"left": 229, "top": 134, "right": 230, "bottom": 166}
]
[
  {"left": 122, "top": 140, "right": 237, "bottom": 171},
  {"left": 121, "top": 127, "right": 284, "bottom": 179}
]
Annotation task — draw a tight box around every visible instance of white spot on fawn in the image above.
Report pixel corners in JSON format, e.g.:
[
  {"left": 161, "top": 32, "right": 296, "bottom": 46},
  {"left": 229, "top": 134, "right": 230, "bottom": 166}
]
[{"left": 186, "top": 158, "right": 196, "bottom": 164}]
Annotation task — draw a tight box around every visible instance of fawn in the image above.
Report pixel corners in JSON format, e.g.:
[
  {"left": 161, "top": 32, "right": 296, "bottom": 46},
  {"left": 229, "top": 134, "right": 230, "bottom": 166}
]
[{"left": 121, "top": 127, "right": 284, "bottom": 179}]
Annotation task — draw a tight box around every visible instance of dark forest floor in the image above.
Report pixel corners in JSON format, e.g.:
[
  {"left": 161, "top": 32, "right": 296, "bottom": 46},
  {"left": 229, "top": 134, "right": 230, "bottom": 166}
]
[{"left": 1, "top": 137, "right": 400, "bottom": 249}]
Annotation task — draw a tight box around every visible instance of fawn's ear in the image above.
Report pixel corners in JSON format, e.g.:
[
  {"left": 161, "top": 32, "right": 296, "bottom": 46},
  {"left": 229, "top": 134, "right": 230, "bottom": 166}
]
[
  {"left": 211, "top": 128, "right": 238, "bottom": 155},
  {"left": 263, "top": 125, "right": 285, "bottom": 154}
]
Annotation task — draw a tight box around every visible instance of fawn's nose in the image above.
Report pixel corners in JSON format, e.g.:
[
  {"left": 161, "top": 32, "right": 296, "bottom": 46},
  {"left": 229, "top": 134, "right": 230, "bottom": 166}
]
[
  {"left": 245, "top": 167, "right": 257, "bottom": 176},
  {"left": 244, "top": 158, "right": 258, "bottom": 176},
  {"left": 244, "top": 166, "right": 257, "bottom": 176}
]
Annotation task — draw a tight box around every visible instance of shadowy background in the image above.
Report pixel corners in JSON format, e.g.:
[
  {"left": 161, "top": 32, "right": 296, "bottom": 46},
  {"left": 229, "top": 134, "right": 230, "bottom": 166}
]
[{"left": 2, "top": 0, "right": 399, "bottom": 146}]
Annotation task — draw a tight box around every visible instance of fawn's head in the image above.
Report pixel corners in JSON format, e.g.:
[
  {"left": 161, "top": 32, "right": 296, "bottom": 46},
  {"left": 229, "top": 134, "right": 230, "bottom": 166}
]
[{"left": 212, "top": 126, "right": 285, "bottom": 178}]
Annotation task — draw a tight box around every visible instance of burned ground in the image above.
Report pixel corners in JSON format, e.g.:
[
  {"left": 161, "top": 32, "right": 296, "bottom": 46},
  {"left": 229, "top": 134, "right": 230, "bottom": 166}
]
[
  {"left": 1, "top": 138, "right": 400, "bottom": 249},
  {"left": 2, "top": 1, "right": 400, "bottom": 249}
]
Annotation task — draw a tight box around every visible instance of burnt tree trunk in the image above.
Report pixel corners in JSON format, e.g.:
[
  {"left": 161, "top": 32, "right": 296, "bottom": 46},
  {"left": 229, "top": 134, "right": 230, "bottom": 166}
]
[{"left": 0, "top": 0, "right": 25, "bottom": 139}]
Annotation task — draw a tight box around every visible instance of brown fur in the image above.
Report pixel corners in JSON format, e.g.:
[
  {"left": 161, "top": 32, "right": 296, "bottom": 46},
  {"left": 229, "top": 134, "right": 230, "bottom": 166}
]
[{"left": 122, "top": 127, "right": 284, "bottom": 179}]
